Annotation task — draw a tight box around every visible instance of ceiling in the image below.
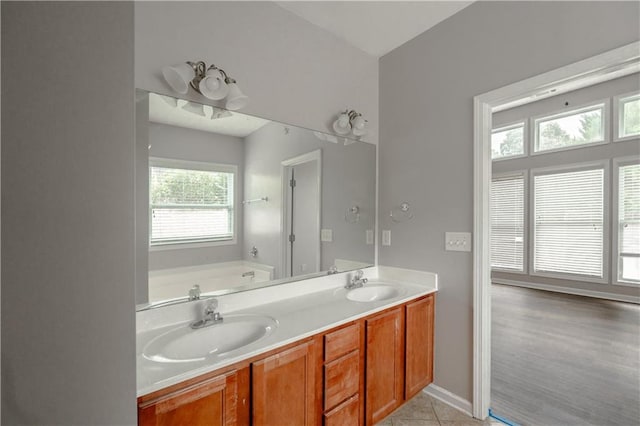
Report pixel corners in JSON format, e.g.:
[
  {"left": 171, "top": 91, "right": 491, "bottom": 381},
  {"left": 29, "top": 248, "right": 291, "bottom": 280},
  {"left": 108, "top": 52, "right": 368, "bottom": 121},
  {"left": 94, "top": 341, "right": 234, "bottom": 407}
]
[
  {"left": 148, "top": 93, "right": 270, "bottom": 137},
  {"left": 276, "top": 1, "right": 474, "bottom": 58}
]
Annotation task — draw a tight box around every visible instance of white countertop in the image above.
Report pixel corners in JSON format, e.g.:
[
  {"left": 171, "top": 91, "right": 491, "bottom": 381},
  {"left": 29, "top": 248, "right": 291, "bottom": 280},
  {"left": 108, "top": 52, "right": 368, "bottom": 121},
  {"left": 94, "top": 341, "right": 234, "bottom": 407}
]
[{"left": 136, "top": 266, "right": 437, "bottom": 397}]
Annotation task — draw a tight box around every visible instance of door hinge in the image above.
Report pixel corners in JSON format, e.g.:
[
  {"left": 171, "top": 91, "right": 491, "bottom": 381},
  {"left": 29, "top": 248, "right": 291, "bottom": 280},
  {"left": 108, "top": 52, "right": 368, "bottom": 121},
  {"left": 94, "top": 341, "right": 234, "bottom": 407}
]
[
  {"left": 290, "top": 178, "right": 296, "bottom": 188},
  {"left": 289, "top": 234, "right": 296, "bottom": 243}
]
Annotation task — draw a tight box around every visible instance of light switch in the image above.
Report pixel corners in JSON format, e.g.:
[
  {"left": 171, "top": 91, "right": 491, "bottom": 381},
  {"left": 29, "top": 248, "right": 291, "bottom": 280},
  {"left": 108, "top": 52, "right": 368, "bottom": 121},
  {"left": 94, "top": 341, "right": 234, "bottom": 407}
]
[
  {"left": 382, "top": 230, "right": 391, "bottom": 246},
  {"left": 366, "top": 229, "right": 374, "bottom": 245},
  {"left": 321, "top": 229, "right": 333, "bottom": 242},
  {"left": 445, "top": 232, "right": 471, "bottom": 252}
]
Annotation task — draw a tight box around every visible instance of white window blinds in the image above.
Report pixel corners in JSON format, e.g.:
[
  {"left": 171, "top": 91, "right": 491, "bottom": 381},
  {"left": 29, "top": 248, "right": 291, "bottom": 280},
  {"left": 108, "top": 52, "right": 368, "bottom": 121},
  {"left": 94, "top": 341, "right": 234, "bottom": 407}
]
[
  {"left": 618, "top": 163, "right": 640, "bottom": 283},
  {"left": 150, "top": 165, "right": 234, "bottom": 245},
  {"left": 533, "top": 168, "right": 604, "bottom": 278},
  {"left": 491, "top": 175, "right": 525, "bottom": 271}
]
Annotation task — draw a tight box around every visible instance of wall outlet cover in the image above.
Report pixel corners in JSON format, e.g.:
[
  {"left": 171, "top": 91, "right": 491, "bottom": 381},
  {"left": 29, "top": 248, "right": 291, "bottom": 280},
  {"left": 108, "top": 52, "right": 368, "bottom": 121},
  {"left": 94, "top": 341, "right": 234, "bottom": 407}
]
[
  {"left": 366, "top": 229, "right": 374, "bottom": 245},
  {"left": 321, "top": 229, "right": 333, "bottom": 242},
  {"left": 382, "top": 230, "right": 391, "bottom": 246}
]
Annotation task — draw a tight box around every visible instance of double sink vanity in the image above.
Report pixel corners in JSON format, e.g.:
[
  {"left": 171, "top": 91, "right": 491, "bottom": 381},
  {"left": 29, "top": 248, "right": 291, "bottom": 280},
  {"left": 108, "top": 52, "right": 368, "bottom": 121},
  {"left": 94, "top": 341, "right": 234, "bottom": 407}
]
[{"left": 136, "top": 266, "right": 437, "bottom": 425}]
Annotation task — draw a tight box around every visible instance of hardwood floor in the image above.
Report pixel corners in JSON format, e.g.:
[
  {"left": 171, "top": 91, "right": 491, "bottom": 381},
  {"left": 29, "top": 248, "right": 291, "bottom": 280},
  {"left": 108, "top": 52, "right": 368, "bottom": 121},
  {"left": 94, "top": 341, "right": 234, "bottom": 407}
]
[{"left": 491, "top": 283, "right": 640, "bottom": 426}]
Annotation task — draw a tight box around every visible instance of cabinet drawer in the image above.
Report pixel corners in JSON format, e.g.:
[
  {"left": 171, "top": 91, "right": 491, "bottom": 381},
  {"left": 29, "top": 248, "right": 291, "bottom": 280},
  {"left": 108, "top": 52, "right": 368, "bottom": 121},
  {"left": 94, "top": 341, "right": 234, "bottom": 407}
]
[
  {"left": 324, "top": 394, "right": 360, "bottom": 426},
  {"left": 324, "top": 350, "right": 359, "bottom": 410},
  {"left": 324, "top": 323, "right": 360, "bottom": 361}
]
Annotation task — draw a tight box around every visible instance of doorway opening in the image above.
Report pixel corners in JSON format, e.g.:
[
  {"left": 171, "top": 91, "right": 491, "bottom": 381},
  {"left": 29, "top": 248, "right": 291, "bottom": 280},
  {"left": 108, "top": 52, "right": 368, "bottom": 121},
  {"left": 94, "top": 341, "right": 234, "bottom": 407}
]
[
  {"left": 472, "top": 41, "right": 640, "bottom": 420},
  {"left": 281, "top": 150, "right": 322, "bottom": 278}
]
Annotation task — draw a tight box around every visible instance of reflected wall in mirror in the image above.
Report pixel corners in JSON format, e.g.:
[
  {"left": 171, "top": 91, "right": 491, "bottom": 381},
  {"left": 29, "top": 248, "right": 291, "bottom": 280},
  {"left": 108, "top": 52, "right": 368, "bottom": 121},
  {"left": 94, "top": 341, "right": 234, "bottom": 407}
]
[{"left": 135, "top": 90, "right": 376, "bottom": 307}]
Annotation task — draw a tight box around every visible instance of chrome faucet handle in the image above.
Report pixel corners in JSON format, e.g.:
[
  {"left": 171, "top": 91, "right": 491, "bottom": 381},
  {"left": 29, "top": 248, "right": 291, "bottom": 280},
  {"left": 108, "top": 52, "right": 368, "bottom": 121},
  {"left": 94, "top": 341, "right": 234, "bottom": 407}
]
[
  {"left": 328, "top": 266, "right": 338, "bottom": 275},
  {"left": 352, "top": 269, "right": 364, "bottom": 282},
  {"left": 188, "top": 284, "right": 201, "bottom": 301},
  {"left": 204, "top": 299, "right": 218, "bottom": 315}
]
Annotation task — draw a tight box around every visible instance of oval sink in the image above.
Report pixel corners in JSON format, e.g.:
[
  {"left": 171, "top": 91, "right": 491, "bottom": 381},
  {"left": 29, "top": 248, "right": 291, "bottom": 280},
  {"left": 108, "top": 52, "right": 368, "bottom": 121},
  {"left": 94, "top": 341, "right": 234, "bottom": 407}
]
[
  {"left": 346, "top": 284, "right": 400, "bottom": 302},
  {"left": 143, "top": 314, "right": 278, "bottom": 363}
]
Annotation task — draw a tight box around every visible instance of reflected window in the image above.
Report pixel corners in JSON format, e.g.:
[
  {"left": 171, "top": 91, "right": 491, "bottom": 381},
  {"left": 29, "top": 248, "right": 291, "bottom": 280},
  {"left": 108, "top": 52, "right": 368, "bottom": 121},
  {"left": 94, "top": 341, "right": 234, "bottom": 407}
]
[
  {"left": 491, "top": 122, "right": 525, "bottom": 160},
  {"left": 618, "top": 93, "right": 640, "bottom": 139},
  {"left": 534, "top": 103, "right": 606, "bottom": 153},
  {"left": 149, "top": 159, "right": 236, "bottom": 246}
]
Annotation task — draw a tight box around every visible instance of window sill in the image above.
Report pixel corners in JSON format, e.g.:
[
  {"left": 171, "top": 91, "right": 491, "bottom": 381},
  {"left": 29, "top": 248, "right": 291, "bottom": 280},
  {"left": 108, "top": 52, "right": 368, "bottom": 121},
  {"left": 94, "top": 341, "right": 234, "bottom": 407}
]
[{"left": 149, "top": 239, "right": 237, "bottom": 251}]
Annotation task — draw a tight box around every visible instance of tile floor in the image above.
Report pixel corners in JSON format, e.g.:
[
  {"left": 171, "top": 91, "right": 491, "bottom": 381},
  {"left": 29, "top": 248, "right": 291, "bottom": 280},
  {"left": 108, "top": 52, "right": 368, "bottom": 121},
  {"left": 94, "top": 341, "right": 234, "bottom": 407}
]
[{"left": 376, "top": 392, "right": 503, "bottom": 426}]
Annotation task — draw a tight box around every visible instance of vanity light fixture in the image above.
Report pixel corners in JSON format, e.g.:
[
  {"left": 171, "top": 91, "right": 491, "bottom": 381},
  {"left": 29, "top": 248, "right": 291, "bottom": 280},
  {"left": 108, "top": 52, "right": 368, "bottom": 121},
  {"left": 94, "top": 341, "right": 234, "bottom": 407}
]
[
  {"left": 332, "top": 109, "right": 368, "bottom": 138},
  {"left": 162, "top": 61, "right": 249, "bottom": 111}
]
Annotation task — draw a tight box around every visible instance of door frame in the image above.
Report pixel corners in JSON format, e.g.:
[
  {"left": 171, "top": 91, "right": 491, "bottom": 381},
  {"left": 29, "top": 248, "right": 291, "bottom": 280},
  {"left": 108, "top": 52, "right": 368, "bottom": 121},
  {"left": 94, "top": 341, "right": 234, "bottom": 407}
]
[
  {"left": 472, "top": 41, "right": 640, "bottom": 419},
  {"left": 281, "top": 149, "right": 322, "bottom": 278}
]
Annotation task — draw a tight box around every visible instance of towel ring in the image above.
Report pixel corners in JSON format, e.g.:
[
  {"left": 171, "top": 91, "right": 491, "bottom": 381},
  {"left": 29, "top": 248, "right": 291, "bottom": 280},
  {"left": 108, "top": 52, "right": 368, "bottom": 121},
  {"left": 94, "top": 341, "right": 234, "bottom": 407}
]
[{"left": 390, "top": 202, "right": 413, "bottom": 223}]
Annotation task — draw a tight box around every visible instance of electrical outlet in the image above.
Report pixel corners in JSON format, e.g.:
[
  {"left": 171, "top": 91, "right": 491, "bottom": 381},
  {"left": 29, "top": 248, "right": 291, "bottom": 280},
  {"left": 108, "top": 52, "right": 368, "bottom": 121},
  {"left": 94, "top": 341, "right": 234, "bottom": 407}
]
[
  {"left": 366, "top": 229, "right": 374, "bottom": 245},
  {"left": 321, "top": 229, "right": 333, "bottom": 242},
  {"left": 445, "top": 232, "right": 471, "bottom": 252},
  {"left": 382, "top": 230, "right": 391, "bottom": 246}
]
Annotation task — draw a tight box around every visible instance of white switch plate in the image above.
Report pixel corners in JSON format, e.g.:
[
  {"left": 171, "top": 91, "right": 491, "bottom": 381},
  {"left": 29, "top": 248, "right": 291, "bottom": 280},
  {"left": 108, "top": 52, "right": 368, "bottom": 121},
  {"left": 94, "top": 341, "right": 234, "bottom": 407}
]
[
  {"left": 321, "top": 229, "right": 333, "bottom": 242},
  {"left": 366, "top": 229, "right": 374, "bottom": 245},
  {"left": 382, "top": 230, "right": 391, "bottom": 246},
  {"left": 445, "top": 232, "right": 471, "bottom": 252}
]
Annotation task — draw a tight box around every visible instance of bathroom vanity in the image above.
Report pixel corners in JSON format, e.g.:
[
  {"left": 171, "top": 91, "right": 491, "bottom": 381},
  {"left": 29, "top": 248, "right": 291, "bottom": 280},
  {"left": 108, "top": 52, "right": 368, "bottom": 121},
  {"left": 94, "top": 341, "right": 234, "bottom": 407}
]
[{"left": 136, "top": 267, "right": 437, "bottom": 425}]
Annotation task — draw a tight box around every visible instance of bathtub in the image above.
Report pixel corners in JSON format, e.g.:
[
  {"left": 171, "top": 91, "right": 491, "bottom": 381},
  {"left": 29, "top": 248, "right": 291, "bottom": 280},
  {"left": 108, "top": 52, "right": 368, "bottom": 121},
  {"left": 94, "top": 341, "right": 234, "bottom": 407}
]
[{"left": 148, "top": 260, "right": 275, "bottom": 303}]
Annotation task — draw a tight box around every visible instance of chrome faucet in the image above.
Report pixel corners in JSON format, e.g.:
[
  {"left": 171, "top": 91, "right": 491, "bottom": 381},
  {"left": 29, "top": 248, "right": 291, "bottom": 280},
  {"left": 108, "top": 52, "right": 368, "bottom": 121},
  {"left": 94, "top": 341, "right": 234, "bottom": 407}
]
[
  {"left": 190, "top": 300, "right": 224, "bottom": 329},
  {"left": 188, "top": 284, "right": 201, "bottom": 301},
  {"left": 345, "top": 269, "right": 368, "bottom": 289}
]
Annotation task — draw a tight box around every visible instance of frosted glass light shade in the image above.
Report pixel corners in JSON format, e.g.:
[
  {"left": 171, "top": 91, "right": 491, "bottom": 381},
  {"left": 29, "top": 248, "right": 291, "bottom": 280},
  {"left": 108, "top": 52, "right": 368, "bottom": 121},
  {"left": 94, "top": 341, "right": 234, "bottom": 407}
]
[
  {"left": 225, "top": 83, "right": 249, "bottom": 111},
  {"left": 199, "top": 68, "right": 229, "bottom": 100},
  {"left": 182, "top": 101, "right": 206, "bottom": 116},
  {"left": 332, "top": 113, "right": 351, "bottom": 135},
  {"left": 351, "top": 115, "right": 368, "bottom": 137},
  {"left": 162, "top": 63, "right": 194, "bottom": 94}
]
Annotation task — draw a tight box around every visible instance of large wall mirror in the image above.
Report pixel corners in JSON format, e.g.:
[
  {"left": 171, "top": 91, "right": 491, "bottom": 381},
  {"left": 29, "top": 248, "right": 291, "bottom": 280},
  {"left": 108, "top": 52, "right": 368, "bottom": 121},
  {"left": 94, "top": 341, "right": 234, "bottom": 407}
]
[{"left": 135, "top": 90, "right": 376, "bottom": 307}]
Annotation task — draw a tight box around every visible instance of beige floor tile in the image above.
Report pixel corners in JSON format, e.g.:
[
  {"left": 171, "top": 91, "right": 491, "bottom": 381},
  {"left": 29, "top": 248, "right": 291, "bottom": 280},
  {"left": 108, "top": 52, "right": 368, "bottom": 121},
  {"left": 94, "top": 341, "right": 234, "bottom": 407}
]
[
  {"left": 375, "top": 420, "right": 394, "bottom": 426},
  {"left": 390, "top": 401, "right": 438, "bottom": 420},
  {"left": 430, "top": 397, "right": 472, "bottom": 421}
]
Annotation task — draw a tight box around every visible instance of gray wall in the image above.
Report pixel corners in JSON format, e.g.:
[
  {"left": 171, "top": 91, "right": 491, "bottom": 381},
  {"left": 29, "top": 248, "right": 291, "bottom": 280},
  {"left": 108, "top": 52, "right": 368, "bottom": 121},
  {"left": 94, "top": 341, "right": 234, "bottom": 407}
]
[
  {"left": 493, "top": 73, "right": 640, "bottom": 299},
  {"left": 134, "top": 1, "right": 379, "bottom": 145},
  {"left": 136, "top": 94, "right": 150, "bottom": 304},
  {"left": 379, "top": 1, "right": 640, "bottom": 402},
  {"left": 244, "top": 123, "right": 376, "bottom": 278},
  {"left": 1, "top": 2, "right": 136, "bottom": 424},
  {"left": 147, "top": 123, "right": 245, "bottom": 271}
]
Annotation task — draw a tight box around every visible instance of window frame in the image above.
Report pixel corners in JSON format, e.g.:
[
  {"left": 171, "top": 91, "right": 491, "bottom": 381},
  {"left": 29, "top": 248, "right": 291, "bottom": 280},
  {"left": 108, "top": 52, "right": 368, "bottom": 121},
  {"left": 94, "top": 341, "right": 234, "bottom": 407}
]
[
  {"left": 491, "top": 121, "right": 528, "bottom": 162},
  {"left": 490, "top": 171, "right": 528, "bottom": 274},
  {"left": 529, "top": 160, "right": 610, "bottom": 284},
  {"left": 531, "top": 99, "right": 611, "bottom": 156},
  {"left": 148, "top": 157, "right": 238, "bottom": 250},
  {"left": 612, "top": 156, "right": 640, "bottom": 287},
  {"left": 613, "top": 91, "right": 640, "bottom": 142}
]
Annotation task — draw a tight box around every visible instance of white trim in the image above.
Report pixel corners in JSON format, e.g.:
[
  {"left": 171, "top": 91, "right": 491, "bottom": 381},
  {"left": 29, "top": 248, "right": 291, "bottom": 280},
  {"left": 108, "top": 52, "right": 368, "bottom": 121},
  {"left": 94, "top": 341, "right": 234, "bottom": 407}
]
[
  {"left": 613, "top": 91, "right": 640, "bottom": 142},
  {"left": 423, "top": 384, "right": 473, "bottom": 418},
  {"left": 529, "top": 160, "right": 610, "bottom": 284},
  {"left": 531, "top": 99, "right": 611, "bottom": 156},
  {"left": 492, "top": 277, "right": 640, "bottom": 304},
  {"left": 491, "top": 120, "right": 528, "bottom": 162},
  {"left": 473, "top": 41, "right": 640, "bottom": 421},
  {"left": 280, "top": 149, "right": 322, "bottom": 278},
  {"left": 612, "top": 155, "right": 640, "bottom": 287}
]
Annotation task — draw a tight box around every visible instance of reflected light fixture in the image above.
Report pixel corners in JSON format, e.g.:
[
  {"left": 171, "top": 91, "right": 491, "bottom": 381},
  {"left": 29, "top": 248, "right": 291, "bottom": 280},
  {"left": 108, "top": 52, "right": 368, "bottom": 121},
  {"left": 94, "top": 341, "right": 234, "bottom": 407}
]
[
  {"left": 162, "top": 61, "right": 249, "bottom": 111},
  {"left": 332, "top": 109, "right": 368, "bottom": 138},
  {"left": 182, "top": 101, "right": 206, "bottom": 116}
]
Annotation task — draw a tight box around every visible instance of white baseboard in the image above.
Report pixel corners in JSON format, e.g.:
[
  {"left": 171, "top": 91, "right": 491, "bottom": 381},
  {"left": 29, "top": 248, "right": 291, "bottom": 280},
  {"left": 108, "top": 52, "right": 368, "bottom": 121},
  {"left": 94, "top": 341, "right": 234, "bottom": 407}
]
[
  {"left": 423, "top": 383, "right": 473, "bottom": 418},
  {"left": 492, "top": 278, "right": 640, "bottom": 304}
]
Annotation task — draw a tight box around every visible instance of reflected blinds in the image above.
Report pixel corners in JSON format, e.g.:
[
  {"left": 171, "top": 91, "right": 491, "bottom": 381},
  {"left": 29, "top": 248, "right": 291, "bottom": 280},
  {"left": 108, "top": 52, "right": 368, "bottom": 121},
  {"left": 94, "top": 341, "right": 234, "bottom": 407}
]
[
  {"left": 491, "top": 175, "right": 525, "bottom": 271},
  {"left": 534, "top": 168, "right": 604, "bottom": 277},
  {"left": 150, "top": 166, "right": 234, "bottom": 244}
]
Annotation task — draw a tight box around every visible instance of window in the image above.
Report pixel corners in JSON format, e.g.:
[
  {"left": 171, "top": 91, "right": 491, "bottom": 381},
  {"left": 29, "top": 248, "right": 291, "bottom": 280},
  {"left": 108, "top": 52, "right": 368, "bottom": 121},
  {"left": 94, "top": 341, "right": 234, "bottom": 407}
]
[
  {"left": 615, "top": 92, "right": 640, "bottom": 140},
  {"left": 149, "top": 159, "right": 236, "bottom": 246},
  {"left": 491, "top": 174, "right": 525, "bottom": 271},
  {"left": 534, "top": 102, "right": 607, "bottom": 154},
  {"left": 532, "top": 165, "right": 606, "bottom": 280},
  {"left": 492, "top": 122, "right": 525, "bottom": 160},
  {"left": 615, "top": 160, "right": 640, "bottom": 284}
]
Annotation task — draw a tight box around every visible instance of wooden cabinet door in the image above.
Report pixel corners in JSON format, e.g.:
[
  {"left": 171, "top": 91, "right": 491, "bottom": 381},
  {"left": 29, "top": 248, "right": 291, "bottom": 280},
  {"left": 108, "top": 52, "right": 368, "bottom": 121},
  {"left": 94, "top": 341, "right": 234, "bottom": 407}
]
[
  {"left": 405, "top": 294, "right": 434, "bottom": 399},
  {"left": 138, "top": 370, "right": 238, "bottom": 426},
  {"left": 365, "top": 308, "right": 404, "bottom": 425},
  {"left": 252, "top": 341, "right": 318, "bottom": 426}
]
